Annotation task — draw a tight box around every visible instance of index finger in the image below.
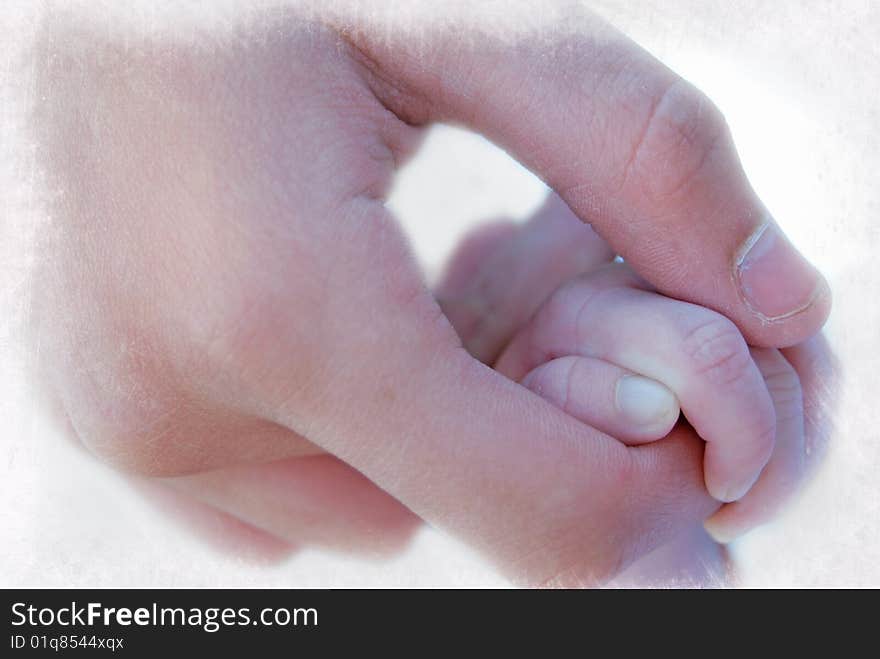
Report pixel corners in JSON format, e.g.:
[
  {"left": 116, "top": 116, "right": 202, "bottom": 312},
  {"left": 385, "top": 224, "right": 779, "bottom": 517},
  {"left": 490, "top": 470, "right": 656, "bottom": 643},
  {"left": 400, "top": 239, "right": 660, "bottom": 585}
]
[{"left": 273, "top": 338, "right": 718, "bottom": 586}]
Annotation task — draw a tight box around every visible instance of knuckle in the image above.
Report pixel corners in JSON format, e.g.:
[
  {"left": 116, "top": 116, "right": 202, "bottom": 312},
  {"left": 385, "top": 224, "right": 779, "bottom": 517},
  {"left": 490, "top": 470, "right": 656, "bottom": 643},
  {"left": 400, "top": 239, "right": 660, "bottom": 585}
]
[
  {"left": 682, "top": 316, "right": 753, "bottom": 387},
  {"left": 747, "top": 415, "right": 777, "bottom": 462},
  {"left": 623, "top": 78, "right": 729, "bottom": 198},
  {"left": 731, "top": 398, "right": 776, "bottom": 473},
  {"left": 763, "top": 359, "right": 803, "bottom": 404},
  {"left": 764, "top": 364, "right": 804, "bottom": 424}
]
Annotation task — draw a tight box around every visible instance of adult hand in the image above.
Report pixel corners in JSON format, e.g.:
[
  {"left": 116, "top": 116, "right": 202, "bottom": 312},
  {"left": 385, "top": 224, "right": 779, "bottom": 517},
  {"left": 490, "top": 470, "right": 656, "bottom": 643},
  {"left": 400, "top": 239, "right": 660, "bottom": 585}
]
[{"left": 32, "top": 2, "right": 830, "bottom": 585}]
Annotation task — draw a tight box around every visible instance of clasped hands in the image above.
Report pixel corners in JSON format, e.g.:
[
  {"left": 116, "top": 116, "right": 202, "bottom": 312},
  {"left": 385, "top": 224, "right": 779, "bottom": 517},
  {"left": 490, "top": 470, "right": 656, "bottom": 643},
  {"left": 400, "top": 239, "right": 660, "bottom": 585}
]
[{"left": 33, "top": 3, "right": 835, "bottom": 586}]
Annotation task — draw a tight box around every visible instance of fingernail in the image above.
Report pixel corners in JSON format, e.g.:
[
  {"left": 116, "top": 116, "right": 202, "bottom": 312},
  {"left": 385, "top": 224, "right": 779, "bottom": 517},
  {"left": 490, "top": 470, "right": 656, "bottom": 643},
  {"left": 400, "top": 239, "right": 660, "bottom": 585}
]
[
  {"left": 710, "top": 471, "right": 760, "bottom": 504},
  {"left": 615, "top": 375, "right": 678, "bottom": 426},
  {"left": 736, "top": 223, "right": 825, "bottom": 321},
  {"left": 703, "top": 518, "right": 744, "bottom": 545}
]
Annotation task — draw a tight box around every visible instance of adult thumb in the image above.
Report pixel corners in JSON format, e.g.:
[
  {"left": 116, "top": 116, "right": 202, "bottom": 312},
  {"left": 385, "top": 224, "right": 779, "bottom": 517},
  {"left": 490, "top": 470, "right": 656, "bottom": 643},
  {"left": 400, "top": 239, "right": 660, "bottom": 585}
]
[{"left": 336, "top": 1, "right": 830, "bottom": 347}]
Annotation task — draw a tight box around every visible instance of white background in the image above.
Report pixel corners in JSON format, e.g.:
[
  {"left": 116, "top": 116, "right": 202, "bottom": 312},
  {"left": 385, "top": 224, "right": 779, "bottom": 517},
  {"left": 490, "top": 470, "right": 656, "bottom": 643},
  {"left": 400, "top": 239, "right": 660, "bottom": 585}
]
[{"left": 2, "top": 1, "right": 878, "bottom": 586}]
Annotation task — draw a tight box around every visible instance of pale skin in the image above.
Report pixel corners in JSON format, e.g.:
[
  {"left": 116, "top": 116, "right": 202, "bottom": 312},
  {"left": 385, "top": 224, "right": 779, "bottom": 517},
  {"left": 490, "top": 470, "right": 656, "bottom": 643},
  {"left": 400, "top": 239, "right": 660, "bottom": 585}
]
[
  {"left": 30, "top": 2, "right": 835, "bottom": 586},
  {"left": 448, "top": 196, "right": 831, "bottom": 545}
]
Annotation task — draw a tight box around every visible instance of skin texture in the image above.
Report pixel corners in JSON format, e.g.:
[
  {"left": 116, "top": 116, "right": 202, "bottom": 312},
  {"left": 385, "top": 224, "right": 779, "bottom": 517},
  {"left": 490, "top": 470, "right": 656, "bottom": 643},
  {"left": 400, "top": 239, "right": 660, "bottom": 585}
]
[
  {"left": 497, "top": 262, "right": 779, "bottom": 503},
  {"left": 29, "top": 2, "right": 833, "bottom": 586},
  {"left": 442, "top": 200, "right": 836, "bottom": 556}
]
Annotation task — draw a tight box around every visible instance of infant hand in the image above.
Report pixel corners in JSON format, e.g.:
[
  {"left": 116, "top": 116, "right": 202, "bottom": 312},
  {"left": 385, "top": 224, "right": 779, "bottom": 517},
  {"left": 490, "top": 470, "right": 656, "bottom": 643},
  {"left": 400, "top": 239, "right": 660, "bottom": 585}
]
[{"left": 497, "top": 262, "right": 805, "bottom": 525}]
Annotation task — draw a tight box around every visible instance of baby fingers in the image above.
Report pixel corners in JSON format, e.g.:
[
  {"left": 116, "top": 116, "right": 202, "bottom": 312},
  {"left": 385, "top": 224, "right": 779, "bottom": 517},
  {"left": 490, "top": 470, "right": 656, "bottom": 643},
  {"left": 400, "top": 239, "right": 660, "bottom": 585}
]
[
  {"left": 497, "top": 263, "right": 776, "bottom": 504},
  {"left": 521, "top": 356, "right": 680, "bottom": 445},
  {"left": 703, "top": 347, "right": 805, "bottom": 542}
]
